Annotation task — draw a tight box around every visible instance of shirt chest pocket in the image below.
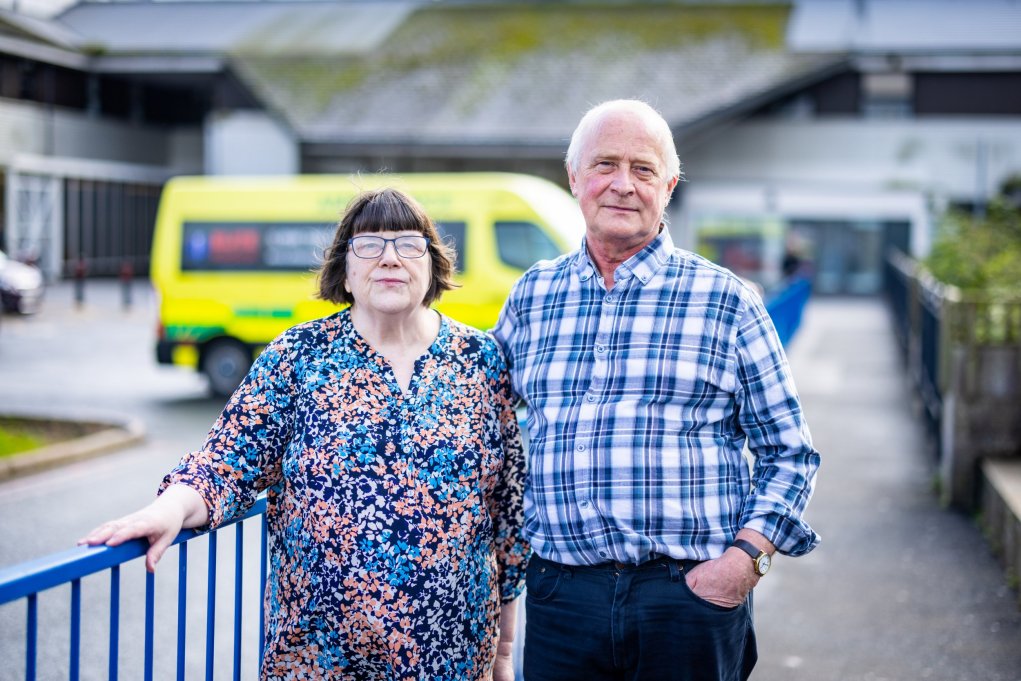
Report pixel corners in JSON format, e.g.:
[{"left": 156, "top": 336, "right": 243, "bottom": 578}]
[{"left": 630, "top": 350, "right": 737, "bottom": 426}]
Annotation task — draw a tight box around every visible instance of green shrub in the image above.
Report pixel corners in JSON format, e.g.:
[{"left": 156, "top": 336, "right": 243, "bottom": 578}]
[{"left": 926, "top": 179, "right": 1021, "bottom": 297}]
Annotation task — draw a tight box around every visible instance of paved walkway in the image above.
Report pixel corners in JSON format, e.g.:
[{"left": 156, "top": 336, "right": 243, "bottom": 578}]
[{"left": 754, "top": 297, "right": 1021, "bottom": 681}]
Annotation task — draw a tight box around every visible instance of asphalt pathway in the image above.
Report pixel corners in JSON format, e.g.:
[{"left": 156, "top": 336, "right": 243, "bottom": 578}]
[{"left": 753, "top": 297, "right": 1021, "bottom": 681}]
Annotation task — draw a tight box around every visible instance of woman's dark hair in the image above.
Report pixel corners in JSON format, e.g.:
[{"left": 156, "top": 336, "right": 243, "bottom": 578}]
[{"left": 317, "top": 187, "right": 458, "bottom": 307}]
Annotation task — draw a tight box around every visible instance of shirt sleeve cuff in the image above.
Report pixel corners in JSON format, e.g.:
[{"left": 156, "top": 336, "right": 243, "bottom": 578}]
[{"left": 740, "top": 511, "right": 820, "bottom": 557}]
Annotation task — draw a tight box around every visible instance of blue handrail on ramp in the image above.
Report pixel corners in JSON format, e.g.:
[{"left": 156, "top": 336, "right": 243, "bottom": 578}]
[{"left": 765, "top": 277, "right": 812, "bottom": 347}]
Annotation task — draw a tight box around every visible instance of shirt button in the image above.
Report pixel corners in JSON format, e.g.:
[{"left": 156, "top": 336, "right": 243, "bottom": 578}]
[
  {"left": 595, "top": 344, "right": 605, "bottom": 353},
  {"left": 604, "top": 295, "right": 614, "bottom": 303},
  {"left": 598, "top": 551, "right": 608, "bottom": 558},
  {"left": 586, "top": 394, "right": 596, "bottom": 402},
  {"left": 576, "top": 444, "right": 586, "bottom": 451},
  {"left": 579, "top": 500, "right": 590, "bottom": 508}
]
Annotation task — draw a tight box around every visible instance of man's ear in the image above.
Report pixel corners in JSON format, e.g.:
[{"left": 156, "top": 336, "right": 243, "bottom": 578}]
[
  {"left": 567, "top": 164, "right": 579, "bottom": 197},
  {"left": 666, "top": 175, "right": 680, "bottom": 195}
]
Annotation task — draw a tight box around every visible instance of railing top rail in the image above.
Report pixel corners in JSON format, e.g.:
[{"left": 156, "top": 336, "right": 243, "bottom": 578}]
[
  {"left": 765, "top": 277, "right": 811, "bottom": 306},
  {"left": 0, "top": 496, "right": 268, "bottom": 605},
  {"left": 886, "top": 247, "right": 919, "bottom": 278}
]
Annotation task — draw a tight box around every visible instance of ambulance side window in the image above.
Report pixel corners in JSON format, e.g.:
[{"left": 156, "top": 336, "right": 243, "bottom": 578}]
[
  {"left": 435, "top": 221, "right": 466, "bottom": 272},
  {"left": 495, "top": 221, "right": 561, "bottom": 271}
]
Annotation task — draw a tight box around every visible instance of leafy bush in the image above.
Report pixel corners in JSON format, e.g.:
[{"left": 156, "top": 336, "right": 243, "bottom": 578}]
[{"left": 926, "top": 176, "right": 1021, "bottom": 297}]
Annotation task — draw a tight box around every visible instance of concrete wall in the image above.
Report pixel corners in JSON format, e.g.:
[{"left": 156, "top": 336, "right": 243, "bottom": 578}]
[
  {"left": 0, "top": 98, "right": 48, "bottom": 166},
  {"left": 943, "top": 341, "right": 1021, "bottom": 510},
  {"left": 203, "top": 110, "right": 298, "bottom": 176}
]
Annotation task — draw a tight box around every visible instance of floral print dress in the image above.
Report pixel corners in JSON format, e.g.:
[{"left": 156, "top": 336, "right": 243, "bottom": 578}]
[{"left": 161, "top": 310, "right": 529, "bottom": 680}]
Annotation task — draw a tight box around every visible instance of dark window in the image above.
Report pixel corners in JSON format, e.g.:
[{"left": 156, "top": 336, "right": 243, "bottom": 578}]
[
  {"left": 435, "top": 221, "right": 466, "bottom": 272},
  {"left": 813, "top": 72, "right": 860, "bottom": 115},
  {"left": 63, "top": 178, "right": 162, "bottom": 276},
  {"left": 915, "top": 72, "right": 1021, "bottom": 115},
  {"left": 180, "top": 222, "right": 333, "bottom": 272},
  {"left": 495, "top": 221, "right": 561, "bottom": 271}
]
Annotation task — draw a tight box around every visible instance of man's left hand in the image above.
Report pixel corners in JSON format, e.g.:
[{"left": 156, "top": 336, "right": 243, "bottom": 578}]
[{"left": 684, "top": 547, "right": 759, "bottom": 608}]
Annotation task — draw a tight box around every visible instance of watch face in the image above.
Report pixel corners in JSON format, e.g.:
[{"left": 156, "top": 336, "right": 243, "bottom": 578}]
[{"left": 757, "top": 554, "right": 771, "bottom": 575}]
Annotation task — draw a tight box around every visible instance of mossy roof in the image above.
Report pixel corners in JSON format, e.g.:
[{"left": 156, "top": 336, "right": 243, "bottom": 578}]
[
  {"left": 230, "top": 3, "right": 840, "bottom": 149},
  {"left": 47, "top": 1, "right": 841, "bottom": 150}
]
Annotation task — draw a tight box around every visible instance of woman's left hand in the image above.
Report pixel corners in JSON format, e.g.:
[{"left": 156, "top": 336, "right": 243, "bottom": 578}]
[{"left": 491, "top": 648, "right": 514, "bottom": 681}]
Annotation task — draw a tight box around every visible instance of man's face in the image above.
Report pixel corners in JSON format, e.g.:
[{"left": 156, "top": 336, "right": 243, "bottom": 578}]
[{"left": 567, "top": 111, "right": 678, "bottom": 255}]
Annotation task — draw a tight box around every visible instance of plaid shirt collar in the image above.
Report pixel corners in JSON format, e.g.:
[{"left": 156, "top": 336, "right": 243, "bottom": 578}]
[{"left": 574, "top": 225, "right": 676, "bottom": 287}]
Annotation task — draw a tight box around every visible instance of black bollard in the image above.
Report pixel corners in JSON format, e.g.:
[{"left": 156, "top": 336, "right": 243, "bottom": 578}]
[
  {"left": 119, "top": 259, "right": 134, "bottom": 310},
  {"left": 73, "top": 256, "right": 87, "bottom": 307}
]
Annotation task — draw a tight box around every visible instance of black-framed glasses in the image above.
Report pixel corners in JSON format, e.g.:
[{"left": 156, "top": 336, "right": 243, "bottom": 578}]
[{"left": 348, "top": 235, "right": 430, "bottom": 259}]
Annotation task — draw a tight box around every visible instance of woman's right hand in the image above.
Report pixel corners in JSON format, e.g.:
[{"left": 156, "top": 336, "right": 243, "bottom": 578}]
[{"left": 78, "top": 484, "right": 208, "bottom": 572}]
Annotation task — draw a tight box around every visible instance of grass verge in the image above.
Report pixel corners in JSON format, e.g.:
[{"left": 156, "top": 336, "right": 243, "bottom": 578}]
[{"left": 0, "top": 417, "right": 106, "bottom": 458}]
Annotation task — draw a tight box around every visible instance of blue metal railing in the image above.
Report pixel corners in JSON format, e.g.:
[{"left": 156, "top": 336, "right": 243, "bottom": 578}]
[
  {"left": 884, "top": 249, "right": 946, "bottom": 452},
  {"left": 765, "top": 277, "right": 812, "bottom": 347},
  {"left": 0, "top": 496, "right": 268, "bottom": 681}
]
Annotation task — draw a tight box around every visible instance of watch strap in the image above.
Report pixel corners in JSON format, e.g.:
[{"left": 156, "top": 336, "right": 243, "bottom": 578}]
[
  {"left": 731, "top": 538, "right": 763, "bottom": 561},
  {"left": 731, "top": 538, "right": 769, "bottom": 575}
]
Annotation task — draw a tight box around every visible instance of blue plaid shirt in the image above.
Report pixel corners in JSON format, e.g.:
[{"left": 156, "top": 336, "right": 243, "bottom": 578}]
[{"left": 492, "top": 230, "right": 820, "bottom": 566}]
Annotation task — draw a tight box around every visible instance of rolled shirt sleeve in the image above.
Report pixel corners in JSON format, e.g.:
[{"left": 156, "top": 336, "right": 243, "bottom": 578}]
[{"left": 733, "top": 290, "right": 820, "bottom": 556}]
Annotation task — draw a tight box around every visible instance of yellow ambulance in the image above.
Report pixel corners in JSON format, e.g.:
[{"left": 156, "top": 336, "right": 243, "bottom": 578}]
[{"left": 150, "top": 173, "right": 585, "bottom": 396}]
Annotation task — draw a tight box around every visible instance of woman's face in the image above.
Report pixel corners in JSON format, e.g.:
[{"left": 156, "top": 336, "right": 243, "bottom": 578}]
[{"left": 344, "top": 230, "right": 432, "bottom": 317}]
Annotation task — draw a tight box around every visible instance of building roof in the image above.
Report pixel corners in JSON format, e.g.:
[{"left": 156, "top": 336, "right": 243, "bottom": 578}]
[
  {"left": 10, "top": 1, "right": 845, "bottom": 153},
  {"left": 55, "top": 1, "right": 415, "bottom": 56},
  {"left": 228, "top": 3, "right": 841, "bottom": 152},
  {"left": 788, "top": 0, "right": 1021, "bottom": 53},
  {"left": 0, "top": 7, "right": 86, "bottom": 67}
]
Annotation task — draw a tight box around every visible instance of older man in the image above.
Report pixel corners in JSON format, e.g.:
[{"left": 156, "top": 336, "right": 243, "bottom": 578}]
[{"left": 492, "top": 99, "right": 820, "bottom": 681}]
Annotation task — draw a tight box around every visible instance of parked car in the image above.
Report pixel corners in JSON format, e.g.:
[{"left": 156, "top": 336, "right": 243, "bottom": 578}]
[{"left": 0, "top": 250, "right": 45, "bottom": 314}]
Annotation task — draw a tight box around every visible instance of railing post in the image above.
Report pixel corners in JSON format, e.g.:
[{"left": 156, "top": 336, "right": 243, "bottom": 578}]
[
  {"left": 26, "top": 593, "right": 37, "bottom": 681},
  {"left": 70, "top": 579, "right": 81, "bottom": 681},
  {"left": 109, "top": 565, "right": 120, "bottom": 681},
  {"left": 233, "top": 522, "right": 244, "bottom": 681},
  {"left": 177, "top": 542, "right": 188, "bottom": 681},
  {"left": 144, "top": 570, "right": 155, "bottom": 681},
  {"left": 205, "top": 532, "right": 217, "bottom": 681}
]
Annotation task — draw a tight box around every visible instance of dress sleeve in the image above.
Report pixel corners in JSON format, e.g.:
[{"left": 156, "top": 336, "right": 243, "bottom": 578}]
[
  {"left": 733, "top": 289, "right": 821, "bottom": 556},
  {"left": 159, "top": 332, "right": 299, "bottom": 530},
  {"left": 483, "top": 342, "right": 530, "bottom": 602}
]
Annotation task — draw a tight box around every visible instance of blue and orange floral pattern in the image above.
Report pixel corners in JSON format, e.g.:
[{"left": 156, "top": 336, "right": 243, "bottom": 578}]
[{"left": 161, "top": 310, "right": 528, "bottom": 680}]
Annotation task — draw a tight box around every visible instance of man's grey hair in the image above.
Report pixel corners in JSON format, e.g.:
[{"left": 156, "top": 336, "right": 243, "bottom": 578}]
[{"left": 565, "top": 99, "right": 682, "bottom": 181}]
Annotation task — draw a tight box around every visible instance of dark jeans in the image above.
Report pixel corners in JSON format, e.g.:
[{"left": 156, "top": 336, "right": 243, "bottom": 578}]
[{"left": 523, "top": 555, "right": 757, "bottom": 681}]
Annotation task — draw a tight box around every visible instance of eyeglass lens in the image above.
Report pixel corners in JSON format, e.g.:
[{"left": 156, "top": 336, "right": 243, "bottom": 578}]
[{"left": 349, "top": 236, "right": 429, "bottom": 258}]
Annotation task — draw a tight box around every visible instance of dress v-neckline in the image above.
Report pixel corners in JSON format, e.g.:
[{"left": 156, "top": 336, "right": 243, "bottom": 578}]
[{"left": 345, "top": 311, "right": 448, "bottom": 399}]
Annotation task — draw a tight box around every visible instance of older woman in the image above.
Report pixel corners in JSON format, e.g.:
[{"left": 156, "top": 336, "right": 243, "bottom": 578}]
[{"left": 80, "top": 187, "right": 529, "bottom": 681}]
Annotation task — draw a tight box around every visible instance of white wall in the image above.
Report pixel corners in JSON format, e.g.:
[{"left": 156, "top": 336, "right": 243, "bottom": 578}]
[
  {"left": 683, "top": 118, "right": 1021, "bottom": 204},
  {"left": 0, "top": 97, "right": 203, "bottom": 172},
  {"left": 0, "top": 98, "right": 47, "bottom": 165},
  {"left": 166, "top": 128, "right": 204, "bottom": 176},
  {"left": 203, "top": 110, "right": 298, "bottom": 176}
]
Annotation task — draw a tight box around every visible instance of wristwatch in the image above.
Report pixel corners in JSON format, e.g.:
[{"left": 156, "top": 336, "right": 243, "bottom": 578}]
[{"left": 731, "top": 539, "right": 771, "bottom": 576}]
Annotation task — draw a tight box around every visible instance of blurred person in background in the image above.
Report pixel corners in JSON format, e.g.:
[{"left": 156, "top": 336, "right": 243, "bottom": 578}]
[
  {"left": 82, "top": 187, "right": 529, "bottom": 681},
  {"left": 492, "top": 99, "right": 820, "bottom": 681}
]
